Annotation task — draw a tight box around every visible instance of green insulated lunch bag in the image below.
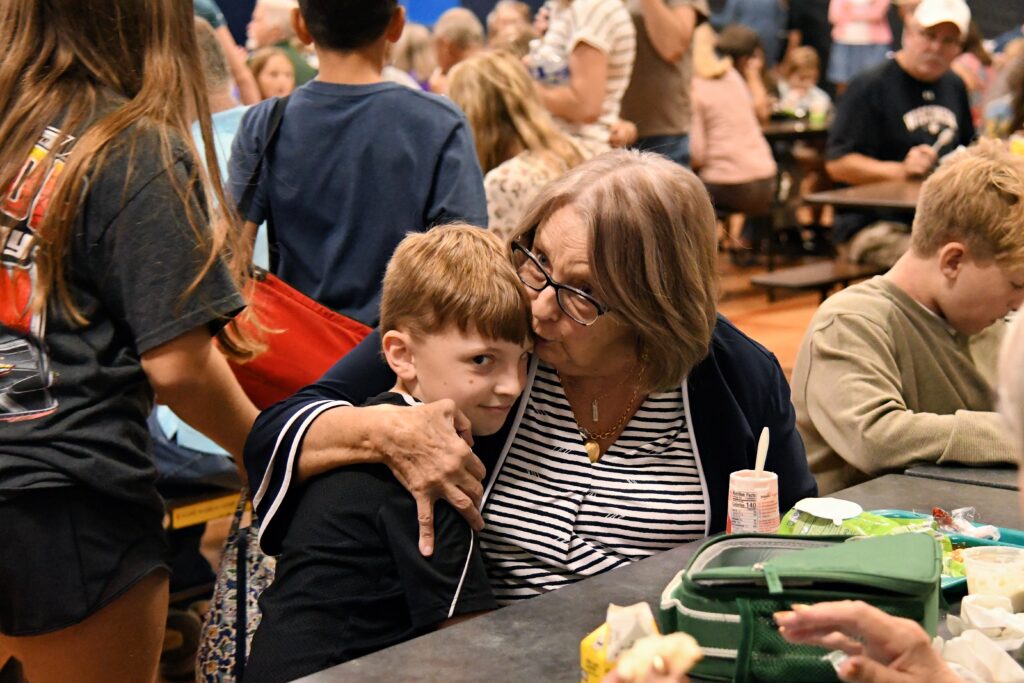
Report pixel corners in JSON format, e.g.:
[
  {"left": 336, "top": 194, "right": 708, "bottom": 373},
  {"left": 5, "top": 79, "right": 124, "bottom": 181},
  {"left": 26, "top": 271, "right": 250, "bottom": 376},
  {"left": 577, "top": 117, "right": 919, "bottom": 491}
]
[{"left": 658, "top": 533, "right": 941, "bottom": 682}]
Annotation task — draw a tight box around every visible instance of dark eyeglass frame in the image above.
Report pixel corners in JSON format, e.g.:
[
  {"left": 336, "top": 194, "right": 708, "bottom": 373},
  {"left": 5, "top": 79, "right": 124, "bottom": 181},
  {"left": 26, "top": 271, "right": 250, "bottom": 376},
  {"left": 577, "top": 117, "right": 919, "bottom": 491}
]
[{"left": 511, "top": 241, "right": 609, "bottom": 326}]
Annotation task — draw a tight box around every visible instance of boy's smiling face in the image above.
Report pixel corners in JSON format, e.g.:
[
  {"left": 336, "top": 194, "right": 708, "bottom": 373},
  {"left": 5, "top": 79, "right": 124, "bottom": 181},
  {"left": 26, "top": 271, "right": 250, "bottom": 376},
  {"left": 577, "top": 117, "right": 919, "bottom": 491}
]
[{"left": 384, "top": 325, "right": 532, "bottom": 436}]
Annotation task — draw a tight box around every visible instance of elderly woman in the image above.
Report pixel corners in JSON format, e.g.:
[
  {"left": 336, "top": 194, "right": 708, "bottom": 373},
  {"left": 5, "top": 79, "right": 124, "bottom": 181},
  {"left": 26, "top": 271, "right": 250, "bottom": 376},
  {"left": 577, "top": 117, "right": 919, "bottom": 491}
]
[{"left": 244, "top": 150, "right": 816, "bottom": 599}]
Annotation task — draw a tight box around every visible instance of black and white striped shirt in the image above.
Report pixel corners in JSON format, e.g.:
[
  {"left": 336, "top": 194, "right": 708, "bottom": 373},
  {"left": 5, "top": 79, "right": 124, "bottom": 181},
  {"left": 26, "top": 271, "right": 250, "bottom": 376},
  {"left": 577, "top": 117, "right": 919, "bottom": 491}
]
[{"left": 480, "top": 362, "right": 708, "bottom": 604}]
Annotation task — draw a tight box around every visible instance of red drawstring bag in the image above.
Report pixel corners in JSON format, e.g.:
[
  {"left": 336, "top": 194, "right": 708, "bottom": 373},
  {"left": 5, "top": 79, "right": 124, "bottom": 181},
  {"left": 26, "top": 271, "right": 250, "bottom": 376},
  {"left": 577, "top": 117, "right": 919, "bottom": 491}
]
[{"left": 227, "top": 268, "right": 371, "bottom": 409}]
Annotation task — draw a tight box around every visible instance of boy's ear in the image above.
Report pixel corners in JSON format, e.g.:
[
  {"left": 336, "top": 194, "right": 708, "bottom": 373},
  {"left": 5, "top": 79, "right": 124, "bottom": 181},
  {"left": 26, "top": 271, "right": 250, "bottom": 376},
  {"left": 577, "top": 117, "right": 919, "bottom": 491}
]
[
  {"left": 381, "top": 330, "right": 417, "bottom": 382},
  {"left": 292, "top": 7, "right": 313, "bottom": 45},
  {"left": 938, "top": 242, "right": 967, "bottom": 282},
  {"left": 386, "top": 5, "right": 406, "bottom": 43}
]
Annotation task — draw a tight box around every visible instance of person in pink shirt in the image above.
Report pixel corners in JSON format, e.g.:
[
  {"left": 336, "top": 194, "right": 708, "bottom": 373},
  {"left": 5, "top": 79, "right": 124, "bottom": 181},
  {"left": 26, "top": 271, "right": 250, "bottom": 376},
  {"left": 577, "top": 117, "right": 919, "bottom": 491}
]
[
  {"left": 828, "top": 0, "right": 892, "bottom": 93},
  {"left": 689, "top": 24, "right": 777, "bottom": 257}
]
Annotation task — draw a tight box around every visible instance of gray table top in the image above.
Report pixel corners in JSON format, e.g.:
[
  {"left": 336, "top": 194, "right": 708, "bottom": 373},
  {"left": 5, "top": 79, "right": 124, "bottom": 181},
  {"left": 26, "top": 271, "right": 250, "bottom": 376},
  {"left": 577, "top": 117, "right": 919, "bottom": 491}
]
[
  {"left": 903, "top": 464, "right": 1019, "bottom": 491},
  {"left": 300, "top": 474, "right": 1023, "bottom": 682},
  {"left": 836, "top": 474, "right": 1022, "bottom": 528},
  {"left": 301, "top": 538, "right": 700, "bottom": 682}
]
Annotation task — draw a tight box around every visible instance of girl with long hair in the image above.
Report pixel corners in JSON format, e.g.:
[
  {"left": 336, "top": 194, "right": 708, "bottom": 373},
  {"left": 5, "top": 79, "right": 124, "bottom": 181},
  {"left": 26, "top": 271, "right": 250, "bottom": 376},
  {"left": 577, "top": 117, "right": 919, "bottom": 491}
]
[
  {"left": 447, "top": 50, "right": 585, "bottom": 241},
  {"left": 0, "top": 1, "right": 258, "bottom": 680}
]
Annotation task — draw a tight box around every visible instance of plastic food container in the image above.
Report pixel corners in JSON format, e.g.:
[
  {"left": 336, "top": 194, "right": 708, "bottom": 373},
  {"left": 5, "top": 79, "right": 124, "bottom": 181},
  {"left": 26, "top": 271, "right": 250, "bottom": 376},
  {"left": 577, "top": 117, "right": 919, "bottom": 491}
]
[{"left": 962, "top": 546, "right": 1024, "bottom": 611}]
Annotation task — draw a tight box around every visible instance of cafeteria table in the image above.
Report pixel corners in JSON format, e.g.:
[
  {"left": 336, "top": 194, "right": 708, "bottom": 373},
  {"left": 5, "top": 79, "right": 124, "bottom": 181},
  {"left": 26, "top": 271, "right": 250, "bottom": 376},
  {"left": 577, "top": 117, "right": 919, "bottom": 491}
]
[
  {"left": 836, "top": 474, "right": 1022, "bottom": 528},
  {"left": 804, "top": 180, "right": 921, "bottom": 212},
  {"left": 904, "top": 463, "right": 1019, "bottom": 491},
  {"left": 761, "top": 118, "right": 829, "bottom": 143},
  {"left": 300, "top": 474, "right": 1022, "bottom": 682}
]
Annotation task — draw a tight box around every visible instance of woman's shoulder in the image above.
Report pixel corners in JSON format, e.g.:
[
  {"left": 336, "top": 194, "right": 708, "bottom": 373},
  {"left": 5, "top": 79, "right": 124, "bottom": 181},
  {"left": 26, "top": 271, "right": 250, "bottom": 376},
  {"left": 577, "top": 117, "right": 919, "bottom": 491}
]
[
  {"left": 703, "top": 315, "right": 781, "bottom": 378},
  {"left": 488, "top": 151, "right": 564, "bottom": 182}
]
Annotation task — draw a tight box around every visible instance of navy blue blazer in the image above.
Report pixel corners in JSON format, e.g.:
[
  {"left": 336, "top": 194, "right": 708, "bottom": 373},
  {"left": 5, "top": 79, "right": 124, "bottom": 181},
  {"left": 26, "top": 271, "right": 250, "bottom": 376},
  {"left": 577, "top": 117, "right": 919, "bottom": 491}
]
[{"left": 245, "top": 315, "right": 817, "bottom": 554}]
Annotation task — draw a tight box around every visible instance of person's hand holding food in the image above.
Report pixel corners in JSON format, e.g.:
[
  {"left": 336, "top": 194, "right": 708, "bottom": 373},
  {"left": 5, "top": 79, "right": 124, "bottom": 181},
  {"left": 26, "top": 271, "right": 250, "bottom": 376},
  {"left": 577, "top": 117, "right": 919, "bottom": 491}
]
[{"left": 775, "top": 601, "right": 963, "bottom": 683}]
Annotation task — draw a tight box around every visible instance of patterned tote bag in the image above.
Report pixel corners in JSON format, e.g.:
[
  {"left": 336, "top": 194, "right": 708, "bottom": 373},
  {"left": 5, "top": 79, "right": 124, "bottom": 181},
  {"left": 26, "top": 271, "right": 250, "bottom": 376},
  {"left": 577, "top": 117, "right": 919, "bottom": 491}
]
[{"left": 196, "top": 490, "right": 276, "bottom": 682}]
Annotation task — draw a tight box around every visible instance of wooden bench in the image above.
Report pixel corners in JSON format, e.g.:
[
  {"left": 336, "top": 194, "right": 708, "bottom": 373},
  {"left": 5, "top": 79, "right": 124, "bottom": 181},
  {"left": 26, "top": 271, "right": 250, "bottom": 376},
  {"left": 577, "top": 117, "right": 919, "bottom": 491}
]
[{"left": 750, "top": 259, "right": 885, "bottom": 302}]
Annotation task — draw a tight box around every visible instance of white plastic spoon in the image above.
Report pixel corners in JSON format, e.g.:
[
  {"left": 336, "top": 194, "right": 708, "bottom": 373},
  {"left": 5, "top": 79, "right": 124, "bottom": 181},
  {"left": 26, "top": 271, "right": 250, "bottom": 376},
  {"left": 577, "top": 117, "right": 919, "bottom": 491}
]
[{"left": 754, "top": 426, "right": 770, "bottom": 474}]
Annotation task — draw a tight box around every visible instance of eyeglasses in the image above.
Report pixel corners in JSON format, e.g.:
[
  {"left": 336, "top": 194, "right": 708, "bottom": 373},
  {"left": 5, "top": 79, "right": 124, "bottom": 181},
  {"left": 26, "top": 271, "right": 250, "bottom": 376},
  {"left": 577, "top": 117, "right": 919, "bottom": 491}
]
[{"left": 511, "top": 241, "right": 609, "bottom": 326}]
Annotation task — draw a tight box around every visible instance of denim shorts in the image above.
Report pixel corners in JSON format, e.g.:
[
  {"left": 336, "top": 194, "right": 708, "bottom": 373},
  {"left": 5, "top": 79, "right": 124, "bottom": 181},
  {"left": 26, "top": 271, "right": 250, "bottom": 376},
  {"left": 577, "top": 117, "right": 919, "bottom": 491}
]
[{"left": 634, "top": 134, "right": 691, "bottom": 168}]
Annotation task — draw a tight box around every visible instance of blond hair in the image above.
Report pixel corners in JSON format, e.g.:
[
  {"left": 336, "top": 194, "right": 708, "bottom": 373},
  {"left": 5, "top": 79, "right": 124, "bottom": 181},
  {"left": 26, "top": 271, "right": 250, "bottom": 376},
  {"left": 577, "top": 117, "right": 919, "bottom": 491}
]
[
  {"left": 780, "top": 46, "right": 820, "bottom": 77},
  {"left": 510, "top": 150, "right": 719, "bottom": 391},
  {"left": 380, "top": 224, "right": 532, "bottom": 344},
  {"left": 487, "top": 1, "right": 531, "bottom": 32},
  {"left": 434, "top": 7, "right": 484, "bottom": 49},
  {"left": 392, "top": 22, "right": 436, "bottom": 81},
  {"left": 692, "top": 23, "right": 731, "bottom": 79},
  {"left": 911, "top": 140, "right": 1024, "bottom": 266},
  {"left": 449, "top": 51, "right": 583, "bottom": 174}
]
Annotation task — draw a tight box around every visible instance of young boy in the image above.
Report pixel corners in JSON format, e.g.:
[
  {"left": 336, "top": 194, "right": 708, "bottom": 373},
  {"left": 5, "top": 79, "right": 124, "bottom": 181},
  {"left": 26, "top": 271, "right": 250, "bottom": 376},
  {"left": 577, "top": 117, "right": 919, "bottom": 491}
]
[
  {"left": 244, "top": 225, "right": 533, "bottom": 683},
  {"left": 792, "top": 140, "right": 1024, "bottom": 494},
  {"left": 228, "top": 0, "right": 486, "bottom": 328}
]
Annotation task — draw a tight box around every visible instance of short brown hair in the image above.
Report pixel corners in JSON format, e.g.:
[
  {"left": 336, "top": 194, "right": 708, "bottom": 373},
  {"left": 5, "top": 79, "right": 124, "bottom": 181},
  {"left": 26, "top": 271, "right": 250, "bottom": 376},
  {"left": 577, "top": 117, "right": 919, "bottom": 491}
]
[
  {"left": 780, "top": 46, "right": 820, "bottom": 77},
  {"left": 510, "top": 150, "right": 719, "bottom": 391},
  {"left": 911, "top": 140, "right": 1024, "bottom": 266},
  {"left": 380, "top": 224, "right": 532, "bottom": 344}
]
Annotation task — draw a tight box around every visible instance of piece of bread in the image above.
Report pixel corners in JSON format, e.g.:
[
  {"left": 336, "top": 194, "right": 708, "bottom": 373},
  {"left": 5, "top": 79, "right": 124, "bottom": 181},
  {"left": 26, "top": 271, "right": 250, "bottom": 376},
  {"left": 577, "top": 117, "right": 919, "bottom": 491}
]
[{"left": 614, "top": 632, "right": 703, "bottom": 681}]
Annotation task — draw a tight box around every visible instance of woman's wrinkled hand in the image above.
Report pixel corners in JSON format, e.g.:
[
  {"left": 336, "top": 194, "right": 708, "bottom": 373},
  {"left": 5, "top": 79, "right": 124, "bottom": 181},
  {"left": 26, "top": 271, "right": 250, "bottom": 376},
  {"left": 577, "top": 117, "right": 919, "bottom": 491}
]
[
  {"left": 775, "top": 601, "right": 963, "bottom": 683},
  {"left": 377, "top": 399, "right": 486, "bottom": 557}
]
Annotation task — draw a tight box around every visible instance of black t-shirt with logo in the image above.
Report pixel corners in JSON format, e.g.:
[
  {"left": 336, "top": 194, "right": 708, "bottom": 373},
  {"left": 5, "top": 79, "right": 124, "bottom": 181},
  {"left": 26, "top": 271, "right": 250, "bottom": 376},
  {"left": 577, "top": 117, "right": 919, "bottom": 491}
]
[
  {"left": 0, "top": 124, "right": 244, "bottom": 514},
  {"left": 826, "top": 58, "right": 974, "bottom": 242}
]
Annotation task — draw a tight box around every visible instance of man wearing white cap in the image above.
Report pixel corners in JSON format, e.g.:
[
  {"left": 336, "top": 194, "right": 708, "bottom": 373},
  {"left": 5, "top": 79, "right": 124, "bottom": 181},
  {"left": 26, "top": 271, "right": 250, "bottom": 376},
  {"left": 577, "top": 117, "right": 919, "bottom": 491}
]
[{"left": 824, "top": 0, "right": 974, "bottom": 255}]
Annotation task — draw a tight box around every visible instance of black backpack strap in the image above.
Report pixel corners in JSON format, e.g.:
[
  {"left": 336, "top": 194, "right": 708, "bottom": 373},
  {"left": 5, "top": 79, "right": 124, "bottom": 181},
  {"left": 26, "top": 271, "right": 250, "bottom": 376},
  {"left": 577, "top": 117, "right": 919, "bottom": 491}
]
[{"left": 237, "top": 95, "right": 289, "bottom": 272}]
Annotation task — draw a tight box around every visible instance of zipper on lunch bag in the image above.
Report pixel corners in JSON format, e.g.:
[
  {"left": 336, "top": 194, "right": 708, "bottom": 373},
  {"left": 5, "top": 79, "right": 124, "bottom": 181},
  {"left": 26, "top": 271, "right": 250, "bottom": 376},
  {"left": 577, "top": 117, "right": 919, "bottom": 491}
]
[{"left": 752, "top": 562, "right": 784, "bottom": 594}]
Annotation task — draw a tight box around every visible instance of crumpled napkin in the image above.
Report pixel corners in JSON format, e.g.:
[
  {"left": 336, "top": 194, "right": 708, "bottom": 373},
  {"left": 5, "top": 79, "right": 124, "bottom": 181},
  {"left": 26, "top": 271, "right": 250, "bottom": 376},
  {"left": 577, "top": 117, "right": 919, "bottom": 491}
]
[
  {"left": 947, "top": 595, "right": 1024, "bottom": 651},
  {"left": 935, "top": 630, "right": 1024, "bottom": 683}
]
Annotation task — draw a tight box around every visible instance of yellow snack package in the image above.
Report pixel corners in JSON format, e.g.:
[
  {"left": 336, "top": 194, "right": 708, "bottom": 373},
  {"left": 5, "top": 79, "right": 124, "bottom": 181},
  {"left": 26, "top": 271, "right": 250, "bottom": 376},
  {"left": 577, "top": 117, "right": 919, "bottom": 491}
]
[{"left": 580, "top": 603, "right": 659, "bottom": 683}]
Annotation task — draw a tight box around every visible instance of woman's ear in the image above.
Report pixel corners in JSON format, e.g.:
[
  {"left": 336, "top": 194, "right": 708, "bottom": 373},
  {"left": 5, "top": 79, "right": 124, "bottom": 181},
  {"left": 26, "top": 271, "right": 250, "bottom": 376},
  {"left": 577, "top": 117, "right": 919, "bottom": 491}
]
[{"left": 382, "top": 330, "right": 417, "bottom": 382}]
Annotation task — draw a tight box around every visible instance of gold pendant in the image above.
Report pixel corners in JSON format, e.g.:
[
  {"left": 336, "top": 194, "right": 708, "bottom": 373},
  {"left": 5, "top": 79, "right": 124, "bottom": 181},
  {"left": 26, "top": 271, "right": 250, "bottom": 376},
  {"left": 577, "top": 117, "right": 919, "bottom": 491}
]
[{"left": 585, "top": 439, "right": 602, "bottom": 463}]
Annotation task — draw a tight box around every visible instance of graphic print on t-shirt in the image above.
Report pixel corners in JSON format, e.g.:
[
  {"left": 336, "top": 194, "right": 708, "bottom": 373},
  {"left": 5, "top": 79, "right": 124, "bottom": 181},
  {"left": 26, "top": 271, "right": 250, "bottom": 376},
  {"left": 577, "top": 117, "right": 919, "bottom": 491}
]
[
  {"left": 902, "top": 105, "right": 959, "bottom": 137},
  {"left": 0, "top": 126, "right": 74, "bottom": 422}
]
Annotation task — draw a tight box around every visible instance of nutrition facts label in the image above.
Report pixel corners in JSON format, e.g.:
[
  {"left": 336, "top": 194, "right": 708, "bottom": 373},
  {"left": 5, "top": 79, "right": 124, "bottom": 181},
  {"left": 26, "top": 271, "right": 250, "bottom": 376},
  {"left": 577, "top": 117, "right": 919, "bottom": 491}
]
[{"left": 727, "top": 472, "right": 780, "bottom": 533}]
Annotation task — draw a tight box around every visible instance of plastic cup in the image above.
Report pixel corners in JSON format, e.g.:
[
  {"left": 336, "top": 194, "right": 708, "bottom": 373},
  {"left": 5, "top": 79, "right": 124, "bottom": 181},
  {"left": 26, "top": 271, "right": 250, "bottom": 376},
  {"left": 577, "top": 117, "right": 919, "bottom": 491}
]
[
  {"left": 962, "top": 546, "right": 1024, "bottom": 611},
  {"left": 808, "top": 107, "right": 828, "bottom": 128},
  {"left": 727, "top": 470, "right": 780, "bottom": 534}
]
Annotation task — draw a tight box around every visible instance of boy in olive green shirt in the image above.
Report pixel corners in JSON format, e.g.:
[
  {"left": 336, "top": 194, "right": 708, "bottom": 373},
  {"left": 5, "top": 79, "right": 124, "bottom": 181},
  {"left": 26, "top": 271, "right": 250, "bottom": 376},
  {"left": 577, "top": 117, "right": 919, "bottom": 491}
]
[{"left": 793, "top": 141, "right": 1024, "bottom": 494}]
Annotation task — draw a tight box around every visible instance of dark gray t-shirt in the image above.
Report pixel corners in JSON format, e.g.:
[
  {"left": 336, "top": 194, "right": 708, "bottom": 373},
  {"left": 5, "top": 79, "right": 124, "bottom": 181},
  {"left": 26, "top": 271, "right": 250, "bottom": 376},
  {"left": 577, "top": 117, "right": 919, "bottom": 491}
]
[{"left": 0, "top": 124, "right": 244, "bottom": 513}]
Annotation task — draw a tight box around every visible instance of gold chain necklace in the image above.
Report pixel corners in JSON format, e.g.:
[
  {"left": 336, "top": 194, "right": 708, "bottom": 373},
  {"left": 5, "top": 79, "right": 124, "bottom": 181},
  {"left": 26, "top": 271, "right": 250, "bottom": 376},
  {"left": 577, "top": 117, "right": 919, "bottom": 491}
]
[
  {"left": 562, "top": 375, "right": 620, "bottom": 423},
  {"left": 560, "top": 353, "right": 648, "bottom": 464}
]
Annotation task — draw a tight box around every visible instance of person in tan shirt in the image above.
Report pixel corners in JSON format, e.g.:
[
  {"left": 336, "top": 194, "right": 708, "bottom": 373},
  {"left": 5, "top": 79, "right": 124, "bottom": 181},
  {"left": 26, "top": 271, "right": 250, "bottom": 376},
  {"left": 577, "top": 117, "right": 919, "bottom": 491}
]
[{"left": 792, "top": 140, "right": 1024, "bottom": 494}]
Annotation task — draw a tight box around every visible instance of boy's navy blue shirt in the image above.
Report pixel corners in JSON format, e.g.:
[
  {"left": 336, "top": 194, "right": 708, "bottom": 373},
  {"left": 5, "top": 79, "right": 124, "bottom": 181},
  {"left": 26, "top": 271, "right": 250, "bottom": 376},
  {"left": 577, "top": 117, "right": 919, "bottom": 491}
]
[
  {"left": 228, "top": 80, "right": 488, "bottom": 326},
  {"left": 244, "top": 391, "right": 496, "bottom": 683}
]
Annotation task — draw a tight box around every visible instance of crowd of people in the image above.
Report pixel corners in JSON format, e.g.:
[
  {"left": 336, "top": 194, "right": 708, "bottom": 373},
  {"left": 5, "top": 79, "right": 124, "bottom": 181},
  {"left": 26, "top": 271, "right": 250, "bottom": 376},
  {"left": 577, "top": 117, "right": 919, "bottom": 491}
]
[{"left": 2, "top": 0, "right": 1024, "bottom": 682}]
